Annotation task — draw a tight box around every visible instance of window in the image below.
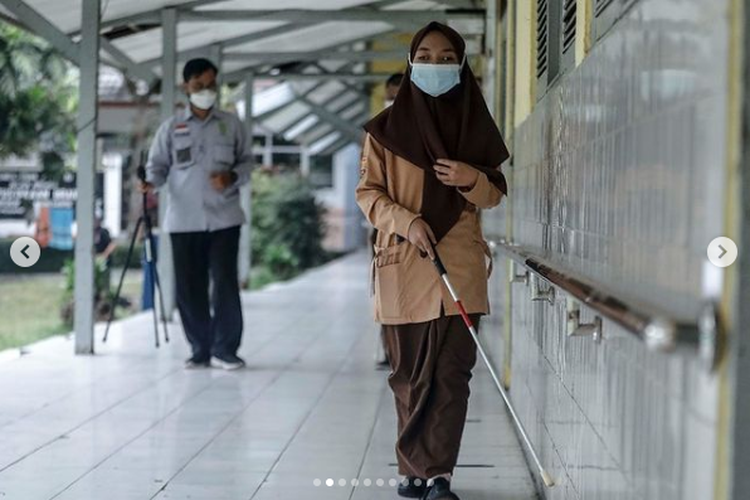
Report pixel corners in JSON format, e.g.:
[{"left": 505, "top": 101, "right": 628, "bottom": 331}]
[
  {"left": 536, "top": 0, "right": 549, "bottom": 81},
  {"left": 536, "top": 0, "right": 562, "bottom": 99},
  {"left": 309, "top": 156, "right": 333, "bottom": 189},
  {"left": 560, "top": 0, "right": 577, "bottom": 70}
]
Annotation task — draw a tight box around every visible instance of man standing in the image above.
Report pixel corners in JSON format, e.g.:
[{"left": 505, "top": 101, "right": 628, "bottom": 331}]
[{"left": 141, "top": 58, "right": 252, "bottom": 370}]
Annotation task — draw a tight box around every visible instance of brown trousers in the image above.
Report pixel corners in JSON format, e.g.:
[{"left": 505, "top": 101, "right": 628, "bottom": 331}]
[{"left": 383, "top": 314, "right": 480, "bottom": 479}]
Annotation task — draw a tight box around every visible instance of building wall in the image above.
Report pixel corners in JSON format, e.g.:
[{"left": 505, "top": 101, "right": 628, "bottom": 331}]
[
  {"left": 487, "top": 0, "right": 734, "bottom": 498},
  {"left": 318, "top": 144, "right": 366, "bottom": 252}
]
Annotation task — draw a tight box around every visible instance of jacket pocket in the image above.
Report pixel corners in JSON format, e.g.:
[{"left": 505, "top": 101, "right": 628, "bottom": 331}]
[
  {"left": 374, "top": 244, "right": 403, "bottom": 268},
  {"left": 372, "top": 243, "right": 410, "bottom": 320}
]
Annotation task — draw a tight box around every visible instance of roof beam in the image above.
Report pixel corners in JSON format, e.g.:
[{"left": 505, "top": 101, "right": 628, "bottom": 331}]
[
  {"left": 178, "top": 9, "right": 485, "bottom": 24},
  {"left": 316, "top": 113, "right": 370, "bottom": 155},
  {"left": 309, "top": 132, "right": 342, "bottom": 155},
  {"left": 255, "top": 81, "right": 325, "bottom": 122},
  {"left": 435, "top": 0, "right": 481, "bottom": 8},
  {"left": 99, "top": 37, "right": 158, "bottom": 85},
  {"left": 0, "top": 0, "right": 79, "bottom": 62},
  {"left": 255, "top": 61, "right": 359, "bottom": 122},
  {"left": 71, "top": 0, "right": 225, "bottom": 36},
  {"left": 318, "top": 137, "right": 350, "bottom": 156},
  {"left": 307, "top": 62, "right": 377, "bottom": 101},
  {"left": 224, "top": 50, "right": 407, "bottom": 64},
  {"left": 294, "top": 122, "right": 333, "bottom": 144},
  {"left": 318, "top": 131, "right": 364, "bottom": 156},
  {"left": 0, "top": 0, "right": 158, "bottom": 85},
  {"left": 298, "top": 103, "right": 367, "bottom": 146},
  {"left": 138, "top": 0, "right": 409, "bottom": 68},
  {"left": 281, "top": 92, "right": 359, "bottom": 138},
  {"left": 222, "top": 30, "right": 403, "bottom": 84},
  {"left": 254, "top": 72, "right": 396, "bottom": 82},
  {"left": 293, "top": 92, "right": 363, "bottom": 144}
]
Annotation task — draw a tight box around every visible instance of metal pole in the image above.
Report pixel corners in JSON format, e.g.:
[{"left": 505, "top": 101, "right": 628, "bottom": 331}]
[
  {"left": 158, "top": 7, "right": 177, "bottom": 320},
  {"left": 300, "top": 146, "right": 310, "bottom": 177},
  {"left": 73, "top": 0, "right": 100, "bottom": 355},
  {"left": 239, "top": 73, "right": 254, "bottom": 287},
  {"left": 210, "top": 43, "right": 222, "bottom": 103},
  {"left": 177, "top": 8, "right": 485, "bottom": 23},
  {"left": 264, "top": 132, "right": 273, "bottom": 166},
  {"left": 484, "top": 0, "right": 498, "bottom": 116}
]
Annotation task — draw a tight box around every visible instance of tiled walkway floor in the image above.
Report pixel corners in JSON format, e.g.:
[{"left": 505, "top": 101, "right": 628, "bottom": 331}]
[{"left": 0, "top": 252, "right": 538, "bottom": 500}]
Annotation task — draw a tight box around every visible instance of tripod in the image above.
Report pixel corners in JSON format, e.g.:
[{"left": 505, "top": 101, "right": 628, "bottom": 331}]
[{"left": 103, "top": 164, "right": 169, "bottom": 347}]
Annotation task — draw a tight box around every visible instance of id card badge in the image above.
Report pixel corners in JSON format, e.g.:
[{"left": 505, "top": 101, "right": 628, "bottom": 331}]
[
  {"left": 176, "top": 146, "right": 192, "bottom": 164},
  {"left": 173, "top": 122, "right": 193, "bottom": 167}
]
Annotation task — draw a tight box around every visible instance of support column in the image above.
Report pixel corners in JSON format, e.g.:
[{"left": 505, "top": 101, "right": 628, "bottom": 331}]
[
  {"left": 74, "top": 0, "right": 100, "bottom": 355},
  {"left": 239, "top": 74, "right": 254, "bottom": 287},
  {"left": 158, "top": 7, "right": 177, "bottom": 320},
  {"left": 264, "top": 132, "right": 273, "bottom": 166},
  {"left": 484, "top": 0, "right": 498, "bottom": 117},
  {"left": 300, "top": 146, "right": 310, "bottom": 177},
  {"left": 210, "top": 43, "right": 223, "bottom": 104}
]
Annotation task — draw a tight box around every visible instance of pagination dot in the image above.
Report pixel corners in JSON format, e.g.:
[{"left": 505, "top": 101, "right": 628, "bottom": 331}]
[
  {"left": 326, "top": 478, "right": 334, "bottom": 487},
  {"left": 313, "top": 479, "right": 321, "bottom": 487}
]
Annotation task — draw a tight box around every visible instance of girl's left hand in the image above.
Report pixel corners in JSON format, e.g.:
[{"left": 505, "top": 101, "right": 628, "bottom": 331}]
[{"left": 434, "top": 159, "right": 479, "bottom": 189}]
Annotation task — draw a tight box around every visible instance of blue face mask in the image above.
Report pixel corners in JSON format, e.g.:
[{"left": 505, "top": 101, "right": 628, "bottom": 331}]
[{"left": 408, "top": 54, "right": 466, "bottom": 97}]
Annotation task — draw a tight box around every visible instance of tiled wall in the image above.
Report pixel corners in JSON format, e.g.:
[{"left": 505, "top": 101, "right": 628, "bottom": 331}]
[{"left": 493, "top": 0, "right": 730, "bottom": 498}]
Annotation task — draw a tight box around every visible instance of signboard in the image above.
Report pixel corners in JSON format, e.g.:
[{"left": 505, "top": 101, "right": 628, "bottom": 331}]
[{"left": 0, "top": 171, "right": 78, "bottom": 219}]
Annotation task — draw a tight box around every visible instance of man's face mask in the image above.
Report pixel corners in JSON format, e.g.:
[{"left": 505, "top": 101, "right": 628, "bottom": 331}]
[
  {"left": 189, "top": 89, "right": 217, "bottom": 110},
  {"left": 408, "top": 53, "right": 466, "bottom": 97}
]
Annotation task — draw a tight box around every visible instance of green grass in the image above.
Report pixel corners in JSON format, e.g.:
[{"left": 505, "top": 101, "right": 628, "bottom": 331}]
[{"left": 0, "top": 270, "right": 143, "bottom": 351}]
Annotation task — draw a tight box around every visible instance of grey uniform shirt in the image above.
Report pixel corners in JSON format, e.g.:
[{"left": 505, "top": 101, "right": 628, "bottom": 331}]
[{"left": 146, "top": 107, "right": 252, "bottom": 233}]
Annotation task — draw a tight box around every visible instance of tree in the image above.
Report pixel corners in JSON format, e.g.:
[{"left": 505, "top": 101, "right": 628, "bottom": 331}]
[{"left": 0, "top": 21, "right": 76, "bottom": 180}]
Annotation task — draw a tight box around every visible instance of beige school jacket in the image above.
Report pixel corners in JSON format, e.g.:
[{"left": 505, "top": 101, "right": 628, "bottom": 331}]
[{"left": 356, "top": 133, "right": 504, "bottom": 325}]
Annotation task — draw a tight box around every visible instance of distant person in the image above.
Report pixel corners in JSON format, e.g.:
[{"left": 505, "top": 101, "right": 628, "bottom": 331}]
[
  {"left": 141, "top": 58, "right": 252, "bottom": 371},
  {"left": 356, "top": 23, "right": 508, "bottom": 500},
  {"left": 94, "top": 217, "right": 116, "bottom": 289},
  {"left": 94, "top": 217, "right": 116, "bottom": 268},
  {"left": 373, "top": 72, "right": 403, "bottom": 370},
  {"left": 384, "top": 72, "right": 403, "bottom": 108}
]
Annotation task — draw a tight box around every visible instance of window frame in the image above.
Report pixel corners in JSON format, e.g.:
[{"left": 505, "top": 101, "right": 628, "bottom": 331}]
[{"left": 535, "top": 0, "right": 563, "bottom": 100}]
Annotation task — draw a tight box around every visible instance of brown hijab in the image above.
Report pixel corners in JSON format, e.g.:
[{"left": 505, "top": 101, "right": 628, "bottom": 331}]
[{"left": 364, "top": 22, "right": 509, "bottom": 242}]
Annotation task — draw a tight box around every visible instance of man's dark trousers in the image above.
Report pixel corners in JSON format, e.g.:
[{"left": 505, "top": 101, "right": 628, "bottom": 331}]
[{"left": 170, "top": 225, "right": 243, "bottom": 362}]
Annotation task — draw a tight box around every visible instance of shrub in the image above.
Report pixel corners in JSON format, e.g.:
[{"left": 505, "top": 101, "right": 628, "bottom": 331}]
[
  {"left": 59, "top": 257, "right": 111, "bottom": 327},
  {"left": 250, "top": 171, "right": 327, "bottom": 282},
  {"left": 109, "top": 242, "right": 143, "bottom": 269}
]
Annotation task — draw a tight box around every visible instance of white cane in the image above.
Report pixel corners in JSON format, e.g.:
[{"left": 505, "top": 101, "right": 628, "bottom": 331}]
[{"left": 430, "top": 246, "right": 555, "bottom": 488}]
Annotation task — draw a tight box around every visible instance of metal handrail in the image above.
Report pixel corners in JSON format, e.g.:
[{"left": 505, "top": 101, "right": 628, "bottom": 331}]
[{"left": 491, "top": 239, "right": 723, "bottom": 371}]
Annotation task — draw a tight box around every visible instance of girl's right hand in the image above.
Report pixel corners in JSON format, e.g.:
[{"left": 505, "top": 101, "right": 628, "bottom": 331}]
[{"left": 407, "top": 218, "right": 437, "bottom": 260}]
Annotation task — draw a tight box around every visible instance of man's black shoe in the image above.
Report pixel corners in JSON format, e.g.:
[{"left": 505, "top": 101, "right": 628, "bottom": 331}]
[
  {"left": 422, "top": 478, "right": 460, "bottom": 500},
  {"left": 398, "top": 476, "right": 427, "bottom": 498},
  {"left": 184, "top": 356, "right": 210, "bottom": 369}
]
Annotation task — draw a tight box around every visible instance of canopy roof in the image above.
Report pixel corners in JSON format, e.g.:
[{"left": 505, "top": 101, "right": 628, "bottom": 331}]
[{"left": 0, "top": 0, "right": 486, "bottom": 154}]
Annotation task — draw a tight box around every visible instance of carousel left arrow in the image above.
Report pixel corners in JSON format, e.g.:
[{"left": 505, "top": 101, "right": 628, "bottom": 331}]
[{"left": 10, "top": 237, "right": 41, "bottom": 268}]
